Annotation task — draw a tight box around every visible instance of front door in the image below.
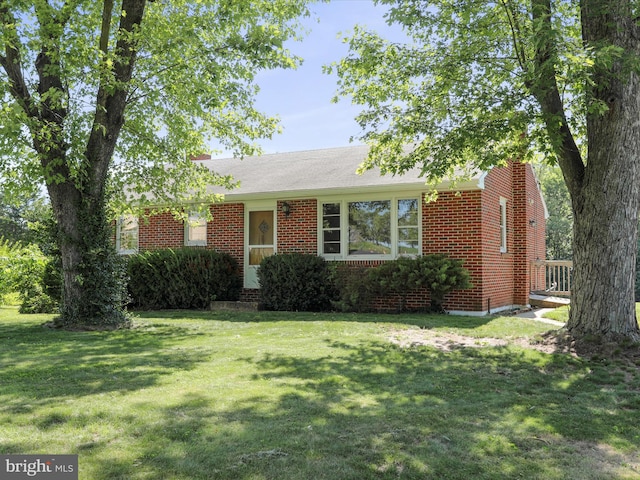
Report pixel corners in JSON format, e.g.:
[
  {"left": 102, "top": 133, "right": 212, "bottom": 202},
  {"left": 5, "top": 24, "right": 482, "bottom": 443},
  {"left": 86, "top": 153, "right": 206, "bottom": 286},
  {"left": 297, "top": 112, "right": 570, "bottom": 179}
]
[{"left": 245, "top": 208, "right": 275, "bottom": 288}]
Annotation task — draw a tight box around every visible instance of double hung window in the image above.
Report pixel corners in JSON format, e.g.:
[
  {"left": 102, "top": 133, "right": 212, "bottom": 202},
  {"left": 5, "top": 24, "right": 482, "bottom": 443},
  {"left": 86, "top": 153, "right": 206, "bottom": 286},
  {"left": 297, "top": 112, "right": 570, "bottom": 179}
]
[
  {"left": 185, "top": 211, "right": 207, "bottom": 246},
  {"left": 116, "top": 215, "right": 139, "bottom": 254}
]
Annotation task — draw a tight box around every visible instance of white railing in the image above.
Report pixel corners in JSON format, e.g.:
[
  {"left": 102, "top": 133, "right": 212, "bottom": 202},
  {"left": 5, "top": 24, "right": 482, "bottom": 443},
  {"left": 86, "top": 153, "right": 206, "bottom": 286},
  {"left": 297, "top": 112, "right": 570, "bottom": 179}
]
[{"left": 530, "top": 260, "right": 573, "bottom": 296}]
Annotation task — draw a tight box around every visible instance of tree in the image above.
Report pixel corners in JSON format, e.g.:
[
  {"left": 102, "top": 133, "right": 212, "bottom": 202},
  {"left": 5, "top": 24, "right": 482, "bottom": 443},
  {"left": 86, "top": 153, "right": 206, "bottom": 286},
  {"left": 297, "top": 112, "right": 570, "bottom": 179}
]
[
  {"left": 330, "top": 0, "right": 640, "bottom": 343},
  {"left": 536, "top": 164, "right": 572, "bottom": 261},
  {"left": 0, "top": 190, "right": 48, "bottom": 244},
  {"left": 0, "top": 0, "right": 312, "bottom": 329}
]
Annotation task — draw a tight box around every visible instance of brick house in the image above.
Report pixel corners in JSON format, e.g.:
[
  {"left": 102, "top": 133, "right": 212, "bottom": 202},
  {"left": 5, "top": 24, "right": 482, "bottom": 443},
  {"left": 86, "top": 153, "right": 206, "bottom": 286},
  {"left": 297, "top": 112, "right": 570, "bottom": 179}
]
[{"left": 116, "top": 145, "right": 547, "bottom": 314}]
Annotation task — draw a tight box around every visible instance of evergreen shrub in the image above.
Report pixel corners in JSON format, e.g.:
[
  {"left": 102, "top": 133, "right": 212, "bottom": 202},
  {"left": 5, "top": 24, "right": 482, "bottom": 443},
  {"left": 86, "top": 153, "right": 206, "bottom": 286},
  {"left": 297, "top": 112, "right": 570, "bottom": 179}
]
[
  {"left": 367, "top": 254, "right": 472, "bottom": 312},
  {"left": 330, "top": 263, "right": 377, "bottom": 312},
  {"left": 258, "top": 253, "right": 336, "bottom": 311},
  {"left": 127, "top": 248, "right": 241, "bottom": 310}
]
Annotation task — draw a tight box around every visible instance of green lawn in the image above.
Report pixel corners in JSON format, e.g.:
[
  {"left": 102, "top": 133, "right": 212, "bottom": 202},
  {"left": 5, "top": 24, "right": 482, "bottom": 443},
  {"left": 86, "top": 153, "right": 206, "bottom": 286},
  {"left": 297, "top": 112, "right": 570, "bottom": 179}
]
[{"left": 1, "top": 307, "right": 639, "bottom": 479}]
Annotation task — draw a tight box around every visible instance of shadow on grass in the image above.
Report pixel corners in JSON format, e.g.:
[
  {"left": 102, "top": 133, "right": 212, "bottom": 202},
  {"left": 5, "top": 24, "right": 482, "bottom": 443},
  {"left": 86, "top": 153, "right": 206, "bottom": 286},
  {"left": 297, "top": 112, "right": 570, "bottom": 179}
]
[
  {"left": 89, "top": 341, "right": 638, "bottom": 480},
  {"left": 0, "top": 319, "right": 207, "bottom": 409}
]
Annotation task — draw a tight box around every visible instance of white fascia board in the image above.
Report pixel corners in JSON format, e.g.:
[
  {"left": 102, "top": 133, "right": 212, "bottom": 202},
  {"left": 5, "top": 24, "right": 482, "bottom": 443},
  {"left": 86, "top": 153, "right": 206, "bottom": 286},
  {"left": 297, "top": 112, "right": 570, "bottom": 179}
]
[{"left": 220, "top": 178, "right": 484, "bottom": 203}]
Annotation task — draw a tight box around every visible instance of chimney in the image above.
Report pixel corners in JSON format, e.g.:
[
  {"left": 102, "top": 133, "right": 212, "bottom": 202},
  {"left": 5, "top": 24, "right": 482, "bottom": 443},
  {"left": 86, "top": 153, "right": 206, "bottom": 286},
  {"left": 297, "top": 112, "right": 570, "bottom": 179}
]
[{"left": 190, "top": 154, "right": 212, "bottom": 161}]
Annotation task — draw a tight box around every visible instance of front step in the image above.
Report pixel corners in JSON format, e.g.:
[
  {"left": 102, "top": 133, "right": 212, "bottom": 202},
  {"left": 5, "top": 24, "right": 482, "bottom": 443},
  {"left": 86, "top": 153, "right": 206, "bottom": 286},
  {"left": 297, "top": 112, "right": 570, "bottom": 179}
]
[{"left": 529, "top": 294, "right": 571, "bottom": 309}]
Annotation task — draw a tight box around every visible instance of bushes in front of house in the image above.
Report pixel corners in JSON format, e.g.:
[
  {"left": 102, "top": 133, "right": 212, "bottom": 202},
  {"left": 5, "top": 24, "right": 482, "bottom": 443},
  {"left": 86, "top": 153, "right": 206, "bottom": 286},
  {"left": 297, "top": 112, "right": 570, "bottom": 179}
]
[
  {"left": 330, "top": 263, "right": 377, "bottom": 313},
  {"left": 127, "top": 248, "right": 241, "bottom": 310},
  {"left": 258, "top": 253, "right": 337, "bottom": 311},
  {"left": 258, "top": 253, "right": 471, "bottom": 313},
  {"left": 366, "top": 254, "right": 472, "bottom": 312}
]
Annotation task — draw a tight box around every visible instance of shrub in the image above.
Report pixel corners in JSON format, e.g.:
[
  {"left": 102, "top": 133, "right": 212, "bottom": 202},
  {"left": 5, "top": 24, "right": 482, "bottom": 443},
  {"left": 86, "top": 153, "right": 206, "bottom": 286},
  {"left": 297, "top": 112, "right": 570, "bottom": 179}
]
[
  {"left": 0, "top": 238, "right": 13, "bottom": 303},
  {"left": 42, "top": 259, "right": 63, "bottom": 303},
  {"left": 258, "top": 253, "right": 336, "bottom": 311},
  {"left": 367, "top": 254, "right": 472, "bottom": 312},
  {"left": 0, "top": 239, "right": 58, "bottom": 313},
  {"left": 330, "top": 263, "right": 377, "bottom": 313},
  {"left": 366, "top": 256, "right": 422, "bottom": 312},
  {"left": 127, "top": 248, "right": 241, "bottom": 310},
  {"left": 416, "top": 254, "right": 472, "bottom": 311}
]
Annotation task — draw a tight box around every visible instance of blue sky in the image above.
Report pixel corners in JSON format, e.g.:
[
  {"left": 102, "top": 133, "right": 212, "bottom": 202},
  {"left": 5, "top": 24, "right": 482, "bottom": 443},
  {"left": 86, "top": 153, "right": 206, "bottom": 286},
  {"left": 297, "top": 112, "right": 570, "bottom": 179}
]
[{"left": 227, "top": 0, "right": 400, "bottom": 156}]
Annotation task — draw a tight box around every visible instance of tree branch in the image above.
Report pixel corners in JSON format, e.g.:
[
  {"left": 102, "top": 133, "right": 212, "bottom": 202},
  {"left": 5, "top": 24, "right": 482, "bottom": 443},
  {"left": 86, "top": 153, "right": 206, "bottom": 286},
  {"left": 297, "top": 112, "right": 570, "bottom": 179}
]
[
  {"left": 0, "top": 1, "right": 37, "bottom": 118},
  {"left": 99, "top": 0, "right": 114, "bottom": 55},
  {"left": 85, "top": 0, "right": 147, "bottom": 199},
  {"left": 529, "top": 0, "right": 584, "bottom": 200},
  {"left": 500, "top": 0, "right": 528, "bottom": 70}
]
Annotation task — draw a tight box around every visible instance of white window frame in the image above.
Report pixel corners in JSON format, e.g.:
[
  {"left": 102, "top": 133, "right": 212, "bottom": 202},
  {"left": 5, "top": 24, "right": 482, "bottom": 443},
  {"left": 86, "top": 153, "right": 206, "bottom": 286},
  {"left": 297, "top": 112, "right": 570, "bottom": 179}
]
[
  {"left": 116, "top": 215, "right": 139, "bottom": 255},
  {"left": 499, "top": 197, "right": 508, "bottom": 253},
  {"left": 318, "top": 195, "right": 421, "bottom": 260},
  {"left": 184, "top": 211, "right": 207, "bottom": 246},
  {"left": 396, "top": 198, "right": 421, "bottom": 257}
]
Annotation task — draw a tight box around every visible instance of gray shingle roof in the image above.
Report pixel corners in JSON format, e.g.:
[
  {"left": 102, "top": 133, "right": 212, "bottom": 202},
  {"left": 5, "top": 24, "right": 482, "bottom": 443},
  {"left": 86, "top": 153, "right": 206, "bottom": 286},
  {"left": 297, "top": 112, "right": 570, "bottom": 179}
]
[{"left": 198, "top": 145, "right": 483, "bottom": 200}]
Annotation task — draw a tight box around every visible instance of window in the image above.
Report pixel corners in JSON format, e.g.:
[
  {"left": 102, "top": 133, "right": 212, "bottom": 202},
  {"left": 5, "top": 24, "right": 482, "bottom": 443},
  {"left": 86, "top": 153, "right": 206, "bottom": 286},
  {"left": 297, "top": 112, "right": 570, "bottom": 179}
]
[
  {"left": 185, "top": 211, "right": 207, "bottom": 246},
  {"left": 116, "top": 215, "right": 138, "bottom": 254},
  {"left": 320, "top": 197, "right": 420, "bottom": 259},
  {"left": 397, "top": 199, "right": 419, "bottom": 255},
  {"left": 248, "top": 210, "right": 274, "bottom": 265},
  {"left": 322, "top": 203, "right": 341, "bottom": 254},
  {"left": 349, "top": 200, "right": 391, "bottom": 255},
  {"left": 499, "top": 197, "right": 507, "bottom": 253}
]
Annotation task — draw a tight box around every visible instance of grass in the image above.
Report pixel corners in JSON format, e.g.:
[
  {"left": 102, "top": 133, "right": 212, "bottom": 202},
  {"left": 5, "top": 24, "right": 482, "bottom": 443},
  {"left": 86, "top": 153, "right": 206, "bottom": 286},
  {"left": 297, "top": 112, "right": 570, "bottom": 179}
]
[
  {"left": 1, "top": 307, "right": 639, "bottom": 479},
  {"left": 543, "top": 303, "right": 640, "bottom": 324}
]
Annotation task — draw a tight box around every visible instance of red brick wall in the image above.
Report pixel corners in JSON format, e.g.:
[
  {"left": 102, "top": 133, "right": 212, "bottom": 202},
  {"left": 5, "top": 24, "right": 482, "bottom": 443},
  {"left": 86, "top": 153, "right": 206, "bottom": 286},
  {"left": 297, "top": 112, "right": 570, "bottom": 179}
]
[
  {"left": 276, "top": 199, "right": 317, "bottom": 254},
  {"left": 481, "top": 165, "right": 516, "bottom": 311},
  {"left": 209, "top": 204, "right": 243, "bottom": 255},
  {"left": 210, "top": 203, "right": 245, "bottom": 277},
  {"left": 422, "top": 190, "right": 484, "bottom": 311},
  {"left": 139, "top": 211, "right": 184, "bottom": 250},
  {"left": 516, "top": 164, "right": 546, "bottom": 296},
  {"left": 480, "top": 162, "right": 546, "bottom": 312}
]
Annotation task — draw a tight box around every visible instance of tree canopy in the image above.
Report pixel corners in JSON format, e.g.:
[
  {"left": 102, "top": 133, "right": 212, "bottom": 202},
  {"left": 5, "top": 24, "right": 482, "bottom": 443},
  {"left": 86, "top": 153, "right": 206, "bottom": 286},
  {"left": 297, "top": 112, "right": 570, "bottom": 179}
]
[
  {"left": 330, "top": 0, "right": 591, "bottom": 180},
  {"left": 1, "top": 0, "right": 311, "bottom": 214}
]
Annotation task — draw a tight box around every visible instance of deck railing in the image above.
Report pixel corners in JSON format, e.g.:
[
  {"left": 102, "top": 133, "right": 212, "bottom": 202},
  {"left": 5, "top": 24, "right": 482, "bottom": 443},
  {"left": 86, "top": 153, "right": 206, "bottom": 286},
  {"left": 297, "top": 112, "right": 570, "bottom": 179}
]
[{"left": 530, "top": 260, "right": 573, "bottom": 296}]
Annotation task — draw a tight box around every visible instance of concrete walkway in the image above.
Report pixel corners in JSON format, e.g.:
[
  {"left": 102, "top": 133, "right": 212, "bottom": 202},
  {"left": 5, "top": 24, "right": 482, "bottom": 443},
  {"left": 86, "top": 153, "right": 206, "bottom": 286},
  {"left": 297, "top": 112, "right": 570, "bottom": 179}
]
[{"left": 516, "top": 308, "right": 565, "bottom": 327}]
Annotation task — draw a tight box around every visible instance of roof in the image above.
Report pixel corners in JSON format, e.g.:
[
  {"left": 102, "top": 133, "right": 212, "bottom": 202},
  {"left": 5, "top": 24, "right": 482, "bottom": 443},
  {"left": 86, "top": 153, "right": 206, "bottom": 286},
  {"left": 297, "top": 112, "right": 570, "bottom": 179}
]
[{"left": 197, "top": 145, "right": 485, "bottom": 200}]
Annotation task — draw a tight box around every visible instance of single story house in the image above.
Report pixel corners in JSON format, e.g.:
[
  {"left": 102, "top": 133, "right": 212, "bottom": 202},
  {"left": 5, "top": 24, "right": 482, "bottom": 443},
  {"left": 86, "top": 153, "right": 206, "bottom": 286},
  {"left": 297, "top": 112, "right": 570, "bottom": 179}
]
[{"left": 116, "top": 145, "right": 547, "bottom": 314}]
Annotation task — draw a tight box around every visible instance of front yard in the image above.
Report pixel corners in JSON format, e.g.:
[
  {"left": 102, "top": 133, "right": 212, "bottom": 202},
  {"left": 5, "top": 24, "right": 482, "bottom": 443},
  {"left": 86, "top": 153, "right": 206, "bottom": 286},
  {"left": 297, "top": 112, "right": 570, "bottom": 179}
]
[{"left": 0, "top": 307, "right": 638, "bottom": 479}]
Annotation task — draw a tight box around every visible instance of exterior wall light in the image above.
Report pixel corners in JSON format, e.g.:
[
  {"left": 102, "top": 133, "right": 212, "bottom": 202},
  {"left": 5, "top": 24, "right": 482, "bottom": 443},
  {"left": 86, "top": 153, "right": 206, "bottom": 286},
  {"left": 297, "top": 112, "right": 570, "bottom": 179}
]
[{"left": 282, "top": 201, "right": 291, "bottom": 216}]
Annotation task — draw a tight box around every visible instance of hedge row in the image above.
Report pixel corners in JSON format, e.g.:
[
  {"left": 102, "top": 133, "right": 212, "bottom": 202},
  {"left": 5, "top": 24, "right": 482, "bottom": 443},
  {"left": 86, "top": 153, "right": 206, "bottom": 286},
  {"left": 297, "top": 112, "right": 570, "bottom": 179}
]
[
  {"left": 258, "top": 253, "right": 471, "bottom": 313},
  {"left": 6, "top": 247, "right": 470, "bottom": 314},
  {"left": 127, "top": 248, "right": 241, "bottom": 310}
]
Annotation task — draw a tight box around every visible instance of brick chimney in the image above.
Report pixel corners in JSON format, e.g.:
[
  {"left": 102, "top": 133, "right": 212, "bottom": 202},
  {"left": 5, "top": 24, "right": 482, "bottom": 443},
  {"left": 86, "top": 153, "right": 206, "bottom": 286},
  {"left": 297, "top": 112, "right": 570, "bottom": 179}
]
[{"left": 190, "top": 154, "right": 212, "bottom": 161}]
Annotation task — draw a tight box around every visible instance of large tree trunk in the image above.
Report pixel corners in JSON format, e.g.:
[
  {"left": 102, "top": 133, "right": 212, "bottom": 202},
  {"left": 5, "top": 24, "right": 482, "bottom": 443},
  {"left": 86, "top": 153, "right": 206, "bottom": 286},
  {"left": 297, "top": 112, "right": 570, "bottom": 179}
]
[
  {"left": 564, "top": 0, "right": 640, "bottom": 341},
  {"left": 0, "top": 0, "right": 146, "bottom": 329},
  {"left": 568, "top": 146, "right": 640, "bottom": 340},
  {"left": 48, "top": 175, "right": 130, "bottom": 330}
]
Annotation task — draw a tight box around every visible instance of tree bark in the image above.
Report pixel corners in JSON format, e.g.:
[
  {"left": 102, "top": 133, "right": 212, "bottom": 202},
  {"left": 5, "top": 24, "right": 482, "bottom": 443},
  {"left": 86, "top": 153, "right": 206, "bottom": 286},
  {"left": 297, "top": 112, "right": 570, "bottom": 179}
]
[
  {"left": 568, "top": 76, "right": 640, "bottom": 339},
  {"left": 529, "top": 0, "right": 640, "bottom": 341},
  {"left": 566, "top": 0, "right": 640, "bottom": 341}
]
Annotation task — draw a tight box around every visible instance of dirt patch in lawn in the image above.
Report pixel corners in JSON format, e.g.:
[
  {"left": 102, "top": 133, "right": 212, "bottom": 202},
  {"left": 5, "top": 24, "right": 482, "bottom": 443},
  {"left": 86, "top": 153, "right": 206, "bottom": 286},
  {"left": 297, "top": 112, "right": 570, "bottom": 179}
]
[
  {"left": 388, "top": 328, "right": 640, "bottom": 365},
  {"left": 387, "top": 328, "right": 561, "bottom": 354}
]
